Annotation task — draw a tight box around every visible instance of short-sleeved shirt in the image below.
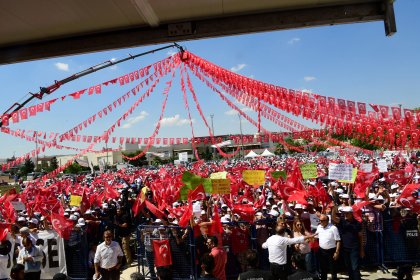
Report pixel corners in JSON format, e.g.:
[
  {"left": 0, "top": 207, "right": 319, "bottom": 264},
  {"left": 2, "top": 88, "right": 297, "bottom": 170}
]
[
  {"left": 337, "top": 218, "right": 361, "bottom": 249},
  {"left": 94, "top": 241, "right": 123, "bottom": 269},
  {"left": 315, "top": 224, "right": 341, "bottom": 250}
]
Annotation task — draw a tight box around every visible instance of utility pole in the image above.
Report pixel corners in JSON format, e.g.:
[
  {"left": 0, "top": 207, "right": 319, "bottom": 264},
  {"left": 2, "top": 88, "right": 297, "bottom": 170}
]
[
  {"left": 35, "top": 131, "right": 38, "bottom": 170},
  {"left": 210, "top": 114, "right": 215, "bottom": 136},
  {"left": 239, "top": 114, "right": 244, "bottom": 158},
  {"left": 105, "top": 132, "right": 109, "bottom": 169}
]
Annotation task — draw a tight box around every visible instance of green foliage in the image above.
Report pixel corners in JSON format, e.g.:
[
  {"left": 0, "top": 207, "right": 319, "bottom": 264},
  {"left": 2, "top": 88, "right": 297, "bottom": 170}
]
[
  {"left": 198, "top": 146, "right": 213, "bottom": 160},
  {"left": 63, "top": 162, "right": 90, "bottom": 174},
  {"left": 122, "top": 150, "right": 147, "bottom": 166},
  {"left": 20, "top": 158, "right": 34, "bottom": 176},
  {"left": 274, "top": 143, "right": 286, "bottom": 155},
  {"left": 330, "top": 133, "right": 379, "bottom": 151},
  {"left": 49, "top": 157, "right": 59, "bottom": 172}
]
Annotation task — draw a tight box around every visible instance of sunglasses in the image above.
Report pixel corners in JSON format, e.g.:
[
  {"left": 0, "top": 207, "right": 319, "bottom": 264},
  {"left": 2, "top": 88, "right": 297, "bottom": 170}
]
[{"left": 296, "top": 224, "right": 302, "bottom": 226}]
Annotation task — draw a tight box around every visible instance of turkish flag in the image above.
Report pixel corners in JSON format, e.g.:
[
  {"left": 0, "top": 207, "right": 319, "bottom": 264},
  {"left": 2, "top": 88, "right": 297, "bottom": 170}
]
[
  {"left": 50, "top": 213, "right": 73, "bottom": 239},
  {"left": 354, "top": 171, "right": 377, "bottom": 198},
  {"left": 369, "top": 103, "right": 379, "bottom": 112},
  {"left": 178, "top": 201, "right": 193, "bottom": 227},
  {"left": 397, "top": 184, "right": 420, "bottom": 213},
  {"left": 391, "top": 107, "right": 401, "bottom": 120},
  {"left": 80, "top": 190, "right": 91, "bottom": 214},
  {"left": 1, "top": 115, "right": 9, "bottom": 126},
  {"left": 153, "top": 239, "right": 172, "bottom": 267},
  {"left": 188, "top": 184, "right": 206, "bottom": 201},
  {"left": 11, "top": 112, "right": 19, "bottom": 123},
  {"left": 232, "top": 204, "right": 254, "bottom": 223},
  {"left": 0, "top": 223, "right": 10, "bottom": 241},
  {"left": 104, "top": 184, "right": 119, "bottom": 200},
  {"left": 37, "top": 103, "right": 44, "bottom": 113},
  {"left": 145, "top": 200, "right": 167, "bottom": 219},
  {"left": 287, "top": 190, "right": 308, "bottom": 205},
  {"left": 132, "top": 194, "right": 145, "bottom": 218},
  {"left": 383, "top": 170, "right": 409, "bottom": 185},
  {"left": 29, "top": 106, "right": 37, "bottom": 116},
  {"left": 352, "top": 201, "right": 371, "bottom": 222}
]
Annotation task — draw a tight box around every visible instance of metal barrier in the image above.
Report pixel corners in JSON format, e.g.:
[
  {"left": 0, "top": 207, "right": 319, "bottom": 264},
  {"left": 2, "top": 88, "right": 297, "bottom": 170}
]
[{"left": 136, "top": 224, "right": 195, "bottom": 279}]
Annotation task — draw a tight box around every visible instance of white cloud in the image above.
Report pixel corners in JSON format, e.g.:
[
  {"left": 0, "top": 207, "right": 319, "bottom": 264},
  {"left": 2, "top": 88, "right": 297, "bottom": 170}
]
[
  {"left": 167, "top": 50, "right": 177, "bottom": 56},
  {"left": 159, "top": 114, "right": 194, "bottom": 127},
  {"left": 301, "top": 89, "right": 313, "bottom": 93},
  {"left": 122, "top": 111, "right": 149, "bottom": 128},
  {"left": 54, "top": 62, "right": 69, "bottom": 71},
  {"left": 304, "top": 76, "right": 316, "bottom": 82},
  {"left": 225, "top": 107, "right": 253, "bottom": 115},
  {"left": 230, "top": 63, "right": 246, "bottom": 72},
  {"left": 288, "top": 37, "right": 301, "bottom": 44}
]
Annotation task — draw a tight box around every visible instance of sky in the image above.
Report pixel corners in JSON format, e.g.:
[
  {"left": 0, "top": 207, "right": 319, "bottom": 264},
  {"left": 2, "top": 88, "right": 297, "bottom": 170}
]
[{"left": 0, "top": 0, "right": 419, "bottom": 159}]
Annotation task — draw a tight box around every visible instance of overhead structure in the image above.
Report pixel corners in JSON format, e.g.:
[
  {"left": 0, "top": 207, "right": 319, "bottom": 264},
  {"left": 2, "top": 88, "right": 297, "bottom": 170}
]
[
  {"left": 245, "top": 151, "right": 259, "bottom": 158},
  {"left": 261, "top": 149, "right": 275, "bottom": 157},
  {"left": 0, "top": 0, "right": 396, "bottom": 65}
]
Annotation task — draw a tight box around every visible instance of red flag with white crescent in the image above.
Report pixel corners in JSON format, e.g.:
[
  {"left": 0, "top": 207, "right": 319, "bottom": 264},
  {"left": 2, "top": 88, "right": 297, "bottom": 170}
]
[{"left": 152, "top": 239, "right": 172, "bottom": 267}]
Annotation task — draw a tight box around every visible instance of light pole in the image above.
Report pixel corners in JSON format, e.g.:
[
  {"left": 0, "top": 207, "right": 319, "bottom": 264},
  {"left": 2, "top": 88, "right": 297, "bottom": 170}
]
[
  {"left": 238, "top": 114, "right": 244, "bottom": 158},
  {"left": 210, "top": 114, "right": 215, "bottom": 136},
  {"left": 105, "top": 131, "right": 109, "bottom": 169},
  {"left": 35, "top": 131, "right": 38, "bottom": 170}
]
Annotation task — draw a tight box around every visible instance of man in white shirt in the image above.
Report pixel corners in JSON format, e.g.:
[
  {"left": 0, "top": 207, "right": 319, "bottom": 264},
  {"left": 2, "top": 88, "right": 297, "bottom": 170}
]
[
  {"left": 94, "top": 230, "right": 124, "bottom": 280},
  {"left": 262, "top": 223, "right": 314, "bottom": 280},
  {"left": 315, "top": 215, "right": 341, "bottom": 280}
]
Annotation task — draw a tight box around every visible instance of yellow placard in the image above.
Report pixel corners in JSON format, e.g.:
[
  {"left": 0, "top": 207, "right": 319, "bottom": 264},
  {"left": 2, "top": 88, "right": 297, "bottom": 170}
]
[
  {"left": 210, "top": 171, "right": 228, "bottom": 179},
  {"left": 242, "top": 170, "right": 265, "bottom": 186},
  {"left": 70, "top": 195, "right": 82, "bottom": 206},
  {"left": 300, "top": 163, "right": 318, "bottom": 179},
  {"left": 339, "top": 168, "right": 358, "bottom": 183},
  {"left": 211, "top": 179, "right": 231, "bottom": 194}
]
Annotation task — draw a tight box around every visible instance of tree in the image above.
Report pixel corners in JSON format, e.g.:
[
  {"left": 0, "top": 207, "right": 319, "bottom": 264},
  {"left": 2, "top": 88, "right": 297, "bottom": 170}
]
[
  {"left": 63, "top": 162, "right": 90, "bottom": 174},
  {"left": 49, "top": 157, "right": 59, "bottom": 172},
  {"left": 20, "top": 158, "right": 34, "bottom": 176},
  {"left": 122, "top": 150, "right": 147, "bottom": 167},
  {"left": 274, "top": 143, "right": 286, "bottom": 155}
]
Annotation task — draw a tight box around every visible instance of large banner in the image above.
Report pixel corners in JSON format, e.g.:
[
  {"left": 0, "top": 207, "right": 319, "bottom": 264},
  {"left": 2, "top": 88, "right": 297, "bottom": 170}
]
[{"left": 3, "top": 230, "right": 67, "bottom": 280}]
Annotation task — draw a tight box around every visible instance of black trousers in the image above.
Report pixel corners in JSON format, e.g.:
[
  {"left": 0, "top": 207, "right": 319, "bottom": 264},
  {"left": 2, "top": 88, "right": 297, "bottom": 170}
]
[
  {"left": 270, "top": 262, "right": 288, "bottom": 280},
  {"left": 319, "top": 247, "right": 338, "bottom": 280},
  {"left": 100, "top": 268, "right": 120, "bottom": 280},
  {"left": 24, "top": 271, "right": 41, "bottom": 280}
]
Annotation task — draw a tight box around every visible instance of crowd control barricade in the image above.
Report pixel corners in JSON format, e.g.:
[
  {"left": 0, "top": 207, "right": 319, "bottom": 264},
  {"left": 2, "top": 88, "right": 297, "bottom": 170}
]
[
  {"left": 65, "top": 229, "right": 89, "bottom": 279},
  {"left": 382, "top": 213, "right": 420, "bottom": 265},
  {"left": 136, "top": 224, "right": 195, "bottom": 279}
]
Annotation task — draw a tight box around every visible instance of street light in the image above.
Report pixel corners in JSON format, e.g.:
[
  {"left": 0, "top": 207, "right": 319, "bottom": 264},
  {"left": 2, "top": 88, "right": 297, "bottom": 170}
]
[{"left": 238, "top": 114, "right": 244, "bottom": 158}]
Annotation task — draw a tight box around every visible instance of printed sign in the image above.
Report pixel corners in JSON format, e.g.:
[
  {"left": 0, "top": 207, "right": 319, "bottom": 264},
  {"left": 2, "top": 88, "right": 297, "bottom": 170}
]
[
  {"left": 211, "top": 179, "right": 231, "bottom": 194},
  {"left": 377, "top": 160, "right": 388, "bottom": 173},
  {"left": 242, "top": 170, "right": 265, "bottom": 186},
  {"left": 69, "top": 195, "right": 82, "bottom": 206},
  {"left": 300, "top": 163, "right": 318, "bottom": 179},
  {"left": 210, "top": 172, "right": 228, "bottom": 179},
  {"left": 271, "top": 171, "right": 287, "bottom": 180},
  {"left": 359, "top": 163, "right": 373, "bottom": 173},
  {"left": 178, "top": 152, "right": 188, "bottom": 162},
  {"left": 328, "top": 163, "right": 353, "bottom": 181},
  {"left": 339, "top": 168, "right": 358, "bottom": 183}
]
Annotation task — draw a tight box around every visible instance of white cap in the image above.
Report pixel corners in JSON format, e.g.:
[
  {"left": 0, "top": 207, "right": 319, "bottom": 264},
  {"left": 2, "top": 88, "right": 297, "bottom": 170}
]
[
  {"left": 71, "top": 206, "right": 78, "bottom": 212},
  {"left": 74, "top": 212, "right": 80, "bottom": 217},
  {"left": 268, "top": 209, "right": 279, "bottom": 217},
  {"left": 30, "top": 218, "right": 39, "bottom": 225},
  {"left": 294, "top": 204, "right": 303, "bottom": 209},
  {"left": 341, "top": 206, "right": 353, "bottom": 213},
  {"left": 340, "top": 194, "right": 350, "bottom": 199},
  {"left": 85, "top": 210, "right": 92, "bottom": 215},
  {"left": 221, "top": 217, "right": 230, "bottom": 223},
  {"left": 155, "top": 219, "right": 162, "bottom": 223},
  {"left": 368, "top": 193, "right": 376, "bottom": 200},
  {"left": 77, "top": 218, "right": 86, "bottom": 226},
  {"left": 334, "top": 189, "right": 344, "bottom": 194},
  {"left": 390, "top": 193, "right": 399, "bottom": 198},
  {"left": 172, "top": 202, "right": 180, "bottom": 207},
  {"left": 309, "top": 181, "right": 316, "bottom": 186},
  {"left": 376, "top": 195, "right": 384, "bottom": 201},
  {"left": 201, "top": 210, "right": 206, "bottom": 215},
  {"left": 102, "top": 203, "right": 109, "bottom": 209},
  {"left": 391, "top": 184, "right": 399, "bottom": 190},
  {"left": 69, "top": 215, "right": 78, "bottom": 221},
  {"left": 221, "top": 204, "right": 228, "bottom": 208},
  {"left": 64, "top": 212, "right": 70, "bottom": 216},
  {"left": 18, "top": 217, "right": 26, "bottom": 222},
  {"left": 379, "top": 177, "right": 386, "bottom": 182}
]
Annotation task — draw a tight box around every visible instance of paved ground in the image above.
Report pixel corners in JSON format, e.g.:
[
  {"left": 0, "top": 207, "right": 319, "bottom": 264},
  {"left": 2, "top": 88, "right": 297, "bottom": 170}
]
[{"left": 120, "top": 263, "right": 419, "bottom": 279}]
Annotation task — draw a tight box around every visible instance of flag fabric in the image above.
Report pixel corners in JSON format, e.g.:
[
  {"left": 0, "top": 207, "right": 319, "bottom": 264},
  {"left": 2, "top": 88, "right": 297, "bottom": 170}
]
[
  {"left": 397, "top": 184, "right": 420, "bottom": 213},
  {"left": 354, "top": 171, "right": 377, "bottom": 198},
  {"left": 152, "top": 239, "right": 172, "bottom": 267},
  {"left": 178, "top": 200, "right": 193, "bottom": 227},
  {"left": 210, "top": 205, "right": 223, "bottom": 236},
  {"left": 50, "top": 212, "right": 73, "bottom": 239},
  {"left": 145, "top": 200, "right": 167, "bottom": 219},
  {"left": 352, "top": 201, "right": 371, "bottom": 222},
  {"left": 104, "top": 184, "right": 120, "bottom": 200},
  {"left": 232, "top": 204, "right": 254, "bottom": 223},
  {"left": 188, "top": 184, "right": 206, "bottom": 201}
]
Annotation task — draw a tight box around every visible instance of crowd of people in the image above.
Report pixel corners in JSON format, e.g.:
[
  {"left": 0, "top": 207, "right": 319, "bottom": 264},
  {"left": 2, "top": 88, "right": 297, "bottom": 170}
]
[{"left": 0, "top": 149, "right": 419, "bottom": 280}]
